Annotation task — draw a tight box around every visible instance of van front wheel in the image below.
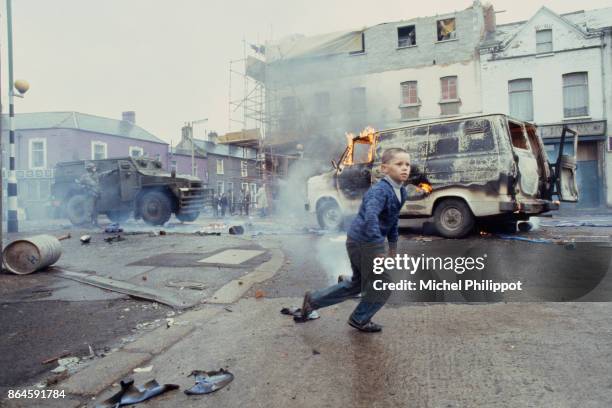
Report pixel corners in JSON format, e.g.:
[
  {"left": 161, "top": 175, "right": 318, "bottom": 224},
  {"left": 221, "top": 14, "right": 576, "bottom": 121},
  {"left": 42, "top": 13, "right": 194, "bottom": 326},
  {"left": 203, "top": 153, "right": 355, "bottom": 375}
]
[
  {"left": 433, "top": 199, "right": 475, "bottom": 238},
  {"left": 317, "top": 201, "right": 343, "bottom": 231}
]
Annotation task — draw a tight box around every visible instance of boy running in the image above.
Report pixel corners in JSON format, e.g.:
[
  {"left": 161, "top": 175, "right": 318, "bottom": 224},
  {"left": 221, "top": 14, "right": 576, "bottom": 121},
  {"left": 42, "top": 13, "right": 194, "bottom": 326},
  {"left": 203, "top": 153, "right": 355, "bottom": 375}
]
[{"left": 301, "top": 147, "right": 431, "bottom": 332}]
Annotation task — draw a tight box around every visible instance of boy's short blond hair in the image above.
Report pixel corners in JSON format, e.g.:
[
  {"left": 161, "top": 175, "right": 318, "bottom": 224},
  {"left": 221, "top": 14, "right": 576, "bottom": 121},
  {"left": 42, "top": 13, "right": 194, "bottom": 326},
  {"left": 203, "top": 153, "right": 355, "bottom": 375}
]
[{"left": 381, "top": 147, "right": 410, "bottom": 164}]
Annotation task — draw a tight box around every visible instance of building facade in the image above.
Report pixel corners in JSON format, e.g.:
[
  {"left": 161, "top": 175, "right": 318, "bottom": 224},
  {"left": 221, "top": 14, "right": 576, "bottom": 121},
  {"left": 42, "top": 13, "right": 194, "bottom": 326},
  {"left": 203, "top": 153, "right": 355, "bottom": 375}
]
[
  {"left": 262, "top": 1, "right": 494, "bottom": 161},
  {"left": 479, "top": 6, "right": 612, "bottom": 208},
  {"left": 1, "top": 111, "right": 169, "bottom": 218}
]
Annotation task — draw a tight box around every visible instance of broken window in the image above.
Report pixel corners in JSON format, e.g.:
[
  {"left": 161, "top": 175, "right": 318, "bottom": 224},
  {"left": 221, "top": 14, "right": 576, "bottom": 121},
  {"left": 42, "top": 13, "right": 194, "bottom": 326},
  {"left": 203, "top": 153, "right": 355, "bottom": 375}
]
[
  {"left": 563, "top": 72, "right": 589, "bottom": 118},
  {"left": 536, "top": 29, "right": 553, "bottom": 54},
  {"left": 352, "top": 142, "right": 372, "bottom": 164},
  {"left": 509, "top": 121, "right": 529, "bottom": 150},
  {"left": 428, "top": 122, "right": 461, "bottom": 157},
  {"left": 397, "top": 25, "right": 416, "bottom": 47},
  {"left": 460, "top": 120, "right": 495, "bottom": 153},
  {"left": 437, "top": 18, "right": 456, "bottom": 41},
  {"left": 508, "top": 79, "right": 533, "bottom": 121}
]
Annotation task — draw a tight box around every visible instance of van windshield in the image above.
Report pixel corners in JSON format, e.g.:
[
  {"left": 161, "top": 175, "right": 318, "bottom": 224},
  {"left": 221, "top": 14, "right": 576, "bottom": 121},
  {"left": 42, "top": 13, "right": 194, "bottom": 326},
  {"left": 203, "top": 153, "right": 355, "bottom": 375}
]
[{"left": 509, "top": 121, "right": 530, "bottom": 150}]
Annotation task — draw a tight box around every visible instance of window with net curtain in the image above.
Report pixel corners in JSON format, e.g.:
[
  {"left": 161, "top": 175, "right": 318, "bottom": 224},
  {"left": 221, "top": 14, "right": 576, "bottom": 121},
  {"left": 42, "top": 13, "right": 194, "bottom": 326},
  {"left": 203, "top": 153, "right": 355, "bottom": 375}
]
[
  {"left": 563, "top": 72, "right": 589, "bottom": 118},
  {"left": 508, "top": 78, "right": 533, "bottom": 121}
]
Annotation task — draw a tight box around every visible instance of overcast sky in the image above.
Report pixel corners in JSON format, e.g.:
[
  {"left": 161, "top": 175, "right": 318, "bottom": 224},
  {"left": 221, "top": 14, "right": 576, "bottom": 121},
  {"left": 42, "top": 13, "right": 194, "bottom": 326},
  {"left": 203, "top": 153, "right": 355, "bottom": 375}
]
[{"left": 2, "top": 0, "right": 611, "bottom": 144}]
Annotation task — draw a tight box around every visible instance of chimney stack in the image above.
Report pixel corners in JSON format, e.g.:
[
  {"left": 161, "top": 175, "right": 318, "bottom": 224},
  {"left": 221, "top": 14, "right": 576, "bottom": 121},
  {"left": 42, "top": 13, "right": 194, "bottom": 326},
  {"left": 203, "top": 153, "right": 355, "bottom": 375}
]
[{"left": 122, "top": 111, "right": 136, "bottom": 124}]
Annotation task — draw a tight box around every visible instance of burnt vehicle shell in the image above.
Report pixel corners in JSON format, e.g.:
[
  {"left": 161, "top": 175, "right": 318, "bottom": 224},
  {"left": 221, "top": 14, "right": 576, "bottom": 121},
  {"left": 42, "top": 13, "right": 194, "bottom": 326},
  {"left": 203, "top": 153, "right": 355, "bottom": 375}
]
[
  {"left": 306, "top": 114, "right": 578, "bottom": 238},
  {"left": 51, "top": 157, "right": 210, "bottom": 225}
]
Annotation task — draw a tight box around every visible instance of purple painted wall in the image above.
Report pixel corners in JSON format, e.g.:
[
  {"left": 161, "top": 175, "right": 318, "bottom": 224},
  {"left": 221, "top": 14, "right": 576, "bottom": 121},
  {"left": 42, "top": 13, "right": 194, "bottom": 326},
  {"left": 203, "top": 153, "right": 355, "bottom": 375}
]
[{"left": 5, "top": 128, "right": 170, "bottom": 170}]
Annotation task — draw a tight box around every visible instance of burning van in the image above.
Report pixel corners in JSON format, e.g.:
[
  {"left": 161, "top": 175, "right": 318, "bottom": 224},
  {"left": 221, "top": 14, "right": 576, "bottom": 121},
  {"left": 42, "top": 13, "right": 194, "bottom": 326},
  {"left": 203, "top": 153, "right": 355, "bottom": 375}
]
[{"left": 305, "top": 114, "right": 578, "bottom": 238}]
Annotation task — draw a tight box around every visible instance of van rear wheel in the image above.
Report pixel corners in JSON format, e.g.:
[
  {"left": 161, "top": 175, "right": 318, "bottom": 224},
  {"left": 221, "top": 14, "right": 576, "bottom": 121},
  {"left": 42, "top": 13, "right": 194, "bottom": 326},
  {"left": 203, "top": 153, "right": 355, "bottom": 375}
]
[{"left": 433, "top": 199, "right": 475, "bottom": 238}]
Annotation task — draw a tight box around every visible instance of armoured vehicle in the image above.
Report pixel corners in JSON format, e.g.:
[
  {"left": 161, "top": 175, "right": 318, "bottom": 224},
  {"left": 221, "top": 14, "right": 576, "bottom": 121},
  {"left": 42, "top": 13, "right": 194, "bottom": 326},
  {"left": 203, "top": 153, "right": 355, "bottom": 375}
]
[
  {"left": 305, "top": 114, "right": 578, "bottom": 238},
  {"left": 52, "top": 157, "right": 208, "bottom": 225}
]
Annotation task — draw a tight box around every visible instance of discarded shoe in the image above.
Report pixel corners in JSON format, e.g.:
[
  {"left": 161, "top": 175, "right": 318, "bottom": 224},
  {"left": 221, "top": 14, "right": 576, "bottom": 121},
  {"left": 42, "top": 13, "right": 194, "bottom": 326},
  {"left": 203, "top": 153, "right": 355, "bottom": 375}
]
[
  {"left": 348, "top": 317, "right": 382, "bottom": 333},
  {"left": 280, "top": 305, "right": 320, "bottom": 323},
  {"left": 228, "top": 225, "right": 244, "bottom": 235},
  {"left": 96, "top": 378, "right": 179, "bottom": 407},
  {"left": 184, "top": 369, "right": 234, "bottom": 395}
]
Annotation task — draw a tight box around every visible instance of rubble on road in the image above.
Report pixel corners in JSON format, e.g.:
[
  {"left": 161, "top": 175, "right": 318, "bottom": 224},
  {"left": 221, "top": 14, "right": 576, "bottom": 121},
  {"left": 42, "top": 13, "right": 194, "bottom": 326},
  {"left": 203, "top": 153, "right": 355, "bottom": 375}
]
[
  {"left": 184, "top": 369, "right": 234, "bottom": 395},
  {"left": 96, "top": 378, "right": 179, "bottom": 407},
  {"left": 104, "top": 235, "right": 125, "bottom": 243},
  {"left": 50, "top": 356, "right": 80, "bottom": 374},
  {"left": 80, "top": 235, "right": 91, "bottom": 244},
  {"left": 133, "top": 365, "right": 153, "bottom": 373}
]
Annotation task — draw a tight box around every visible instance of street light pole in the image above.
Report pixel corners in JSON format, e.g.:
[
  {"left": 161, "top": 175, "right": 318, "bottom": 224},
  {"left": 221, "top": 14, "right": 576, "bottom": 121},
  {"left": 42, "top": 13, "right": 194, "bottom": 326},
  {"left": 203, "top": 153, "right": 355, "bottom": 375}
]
[
  {"left": 189, "top": 118, "right": 208, "bottom": 177},
  {"left": 6, "top": 0, "right": 18, "bottom": 233}
]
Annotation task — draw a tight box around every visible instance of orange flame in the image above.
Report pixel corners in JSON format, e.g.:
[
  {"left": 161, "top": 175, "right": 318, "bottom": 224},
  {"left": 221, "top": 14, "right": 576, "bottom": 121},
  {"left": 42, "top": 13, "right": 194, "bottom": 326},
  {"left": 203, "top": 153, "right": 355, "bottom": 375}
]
[{"left": 342, "top": 126, "right": 376, "bottom": 166}]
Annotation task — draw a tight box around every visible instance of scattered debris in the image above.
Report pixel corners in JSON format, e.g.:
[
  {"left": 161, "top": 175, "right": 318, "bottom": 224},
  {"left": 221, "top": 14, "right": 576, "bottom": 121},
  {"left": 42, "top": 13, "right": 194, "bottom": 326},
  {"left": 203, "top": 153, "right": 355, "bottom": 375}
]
[
  {"left": 88, "top": 344, "right": 96, "bottom": 359},
  {"left": 496, "top": 235, "right": 554, "bottom": 244},
  {"left": 195, "top": 231, "right": 221, "bottom": 236},
  {"left": 57, "top": 233, "right": 72, "bottom": 241},
  {"left": 80, "top": 235, "right": 92, "bottom": 244},
  {"left": 166, "top": 318, "right": 175, "bottom": 328},
  {"left": 42, "top": 351, "right": 71, "bottom": 365},
  {"left": 104, "top": 234, "right": 126, "bottom": 243},
  {"left": 228, "top": 225, "right": 244, "bottom": 235},
  {"left": 96, "top": 378, "right": 179, "bottom": 407},
  {"left": 51, "top": 357, "right": 80, "bottom": 374},
  {"left": 45, "top": 371, "right": 70, "bottom": 387},
  {"left": 133, "top": 365, "right": 154, "bottom": 373},
  {"left": 224, "top": 306, "right": 233, "bottom": 313},
  {"left": 166, "top": 280, "right": 207, "bottom": 291},
  {"left": 105, "top": 223, "right": 124, "bottom": 233},
  {"left": 542, "top": 221, "right": 612, "bottom": 228},
  {"left": 255, "top": 289, "right": 265, "bottom": 299},
  {"left": 148, "top": 231, "right": 159, "bottom": 237},
  {"left": 280, "top": 306, "right": 320, "bottom": 323},
  {"left": 58, "top": 270, "right": 193, "bottom": 309},
  {"left": 184, "top": 369, "right": 234, "bottom": 395},
  {"left": 312, "top": 349, "right": 321, "bottom": 355},
  {"left": 166, "top": 311, "right": 176, "bottom": 317},
  {"left": 159, "top": 230, "right": 167, "bottom": 236}
]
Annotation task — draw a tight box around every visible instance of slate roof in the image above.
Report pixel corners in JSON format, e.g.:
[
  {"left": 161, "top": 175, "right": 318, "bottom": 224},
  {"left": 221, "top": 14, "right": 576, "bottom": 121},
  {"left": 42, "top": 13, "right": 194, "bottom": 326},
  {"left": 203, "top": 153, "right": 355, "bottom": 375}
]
[{"left": 1, "top": 111, "right": 166, "bottom": 144}]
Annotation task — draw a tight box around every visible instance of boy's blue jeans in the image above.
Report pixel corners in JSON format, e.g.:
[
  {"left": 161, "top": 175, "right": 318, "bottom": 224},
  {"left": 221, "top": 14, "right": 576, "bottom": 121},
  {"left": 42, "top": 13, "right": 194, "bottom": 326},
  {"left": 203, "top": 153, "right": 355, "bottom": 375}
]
[{"left": 309, "top": 238, "right": 391, "bottom": 325}]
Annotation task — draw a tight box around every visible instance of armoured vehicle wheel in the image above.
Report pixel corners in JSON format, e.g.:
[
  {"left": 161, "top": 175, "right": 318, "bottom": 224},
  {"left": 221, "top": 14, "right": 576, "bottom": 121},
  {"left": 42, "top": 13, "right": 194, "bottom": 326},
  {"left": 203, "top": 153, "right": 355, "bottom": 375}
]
[
  {"left": 66, "top": 194, "right": 93, "bottom": 226},
  {"left": 317, "top": 200, "right": 343, "bottom": 230},
  {"left": 176, "top": 211, "right": 200, "bottom": 222},
  {"left": 140, "top": 191, "right": 172, "bottom": 226},
  {"left": 107, "top": 210, "right": 131, "bottom": 223},
  {"left": 433, "top": 198, "right": 475, "bottom": 238}
]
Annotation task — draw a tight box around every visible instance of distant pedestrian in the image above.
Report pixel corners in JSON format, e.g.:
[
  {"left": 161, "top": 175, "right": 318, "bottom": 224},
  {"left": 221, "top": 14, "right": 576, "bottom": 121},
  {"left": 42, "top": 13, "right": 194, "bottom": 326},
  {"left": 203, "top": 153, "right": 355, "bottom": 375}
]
[
  {"left": 220, "top": 193, "right": 229, "bottom": 217},
  {"left": 212, "top": 193, "right": 219, "bottom": 218},
  {"left": 256, "top": 186, "right": 268, "bottom": 217},
  {"left": 243, "top": 188, "right": 251, "bottom": 216}
]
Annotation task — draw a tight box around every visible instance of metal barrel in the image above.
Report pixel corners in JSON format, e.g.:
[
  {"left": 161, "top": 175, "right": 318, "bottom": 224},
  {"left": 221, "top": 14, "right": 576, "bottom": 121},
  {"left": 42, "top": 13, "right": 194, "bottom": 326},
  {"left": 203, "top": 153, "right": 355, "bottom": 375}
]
[{"left": 3, "top": 235, "right": 63, "bottom": 275}]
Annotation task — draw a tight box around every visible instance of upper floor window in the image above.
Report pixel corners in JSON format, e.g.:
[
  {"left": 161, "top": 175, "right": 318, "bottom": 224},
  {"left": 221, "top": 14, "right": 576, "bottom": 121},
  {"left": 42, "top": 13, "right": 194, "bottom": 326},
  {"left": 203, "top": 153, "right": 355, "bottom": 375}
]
[
  {"left": 241, "top": 161, "right": 248, "bottom": 177},
  {"left": 508, "top": 79, "right": 534, "bottom": 121},
  {"left": 440, "top": 76, "right": 458, "bottom": 101},
  {"left": 536, "top": 29, "right": 553, "bottom": 54},
  {"left": 91, "top": 141, "right": 107, "bottom": 160},
  {"left": 29, "top": 138, "right": 47, "bottom": 169},
  {"left": 563, "top": 72, "right": 589, "bottom": 118},
  {"left": 129, "top": 146, "right": 144, "bottom": 158},
  {"left": 397, "top": 25, "right": 416, "bottom": 47},
  {"left": 216, "top": 159, "right": 224, "bottom": 175},
  {"left": 401, "top": 81, "right": 418, "bottom": 105},
  {"left": 437, "top": 18, "right": 456, "bottom": 41}
]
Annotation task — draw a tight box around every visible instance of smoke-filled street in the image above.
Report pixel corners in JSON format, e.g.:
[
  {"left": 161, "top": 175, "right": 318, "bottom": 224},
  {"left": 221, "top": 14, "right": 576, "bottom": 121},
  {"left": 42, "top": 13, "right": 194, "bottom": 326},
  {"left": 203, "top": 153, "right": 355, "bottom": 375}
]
[{"left": 1, "top": 212, "right": 611, "bottom": 407}]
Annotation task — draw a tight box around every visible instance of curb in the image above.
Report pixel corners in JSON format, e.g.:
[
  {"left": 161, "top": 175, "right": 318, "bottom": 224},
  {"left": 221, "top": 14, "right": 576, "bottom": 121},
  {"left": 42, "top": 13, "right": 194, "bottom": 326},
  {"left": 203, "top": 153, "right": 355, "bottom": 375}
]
[{"left": 43, "top": 239, "right": 285, "bottom": 405}]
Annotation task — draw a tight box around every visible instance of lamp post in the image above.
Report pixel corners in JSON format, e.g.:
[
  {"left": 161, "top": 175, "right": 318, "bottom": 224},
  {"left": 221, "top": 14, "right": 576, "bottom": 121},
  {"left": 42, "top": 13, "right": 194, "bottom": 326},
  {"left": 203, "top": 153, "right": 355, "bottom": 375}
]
[
  {"left": 188, "top": 118, "right": 208, "bottom": 177},
  {"left": 6, "top": 0, "right": 29, "bottom": 233}
]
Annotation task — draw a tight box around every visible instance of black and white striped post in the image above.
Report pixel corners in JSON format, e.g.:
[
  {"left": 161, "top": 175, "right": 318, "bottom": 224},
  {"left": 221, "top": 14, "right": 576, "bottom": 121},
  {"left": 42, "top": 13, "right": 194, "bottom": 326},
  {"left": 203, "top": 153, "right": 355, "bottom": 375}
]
[{"left": 5, "top": 0, "right": 28, "bottom": 233}]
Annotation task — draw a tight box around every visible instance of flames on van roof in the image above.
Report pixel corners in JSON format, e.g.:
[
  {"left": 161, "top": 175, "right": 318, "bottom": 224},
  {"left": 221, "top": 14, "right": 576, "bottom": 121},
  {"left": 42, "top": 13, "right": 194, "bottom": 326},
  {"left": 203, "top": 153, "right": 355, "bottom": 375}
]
[{"left": 343, "top": 126, "right": 376, "bottom": 166}]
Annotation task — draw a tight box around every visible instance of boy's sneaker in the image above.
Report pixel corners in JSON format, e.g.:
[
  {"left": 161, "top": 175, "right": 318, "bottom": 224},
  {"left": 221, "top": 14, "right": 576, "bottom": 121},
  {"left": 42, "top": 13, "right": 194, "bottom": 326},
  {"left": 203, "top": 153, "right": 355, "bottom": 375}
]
[
  {"left": 348, "top": 317, "right": 382, "bottom": 333},
  {"left": 301, "top": 291, "right": 314, "bottom": 319}
]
